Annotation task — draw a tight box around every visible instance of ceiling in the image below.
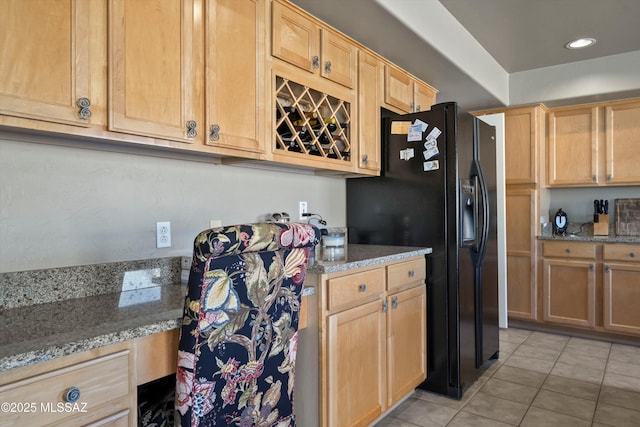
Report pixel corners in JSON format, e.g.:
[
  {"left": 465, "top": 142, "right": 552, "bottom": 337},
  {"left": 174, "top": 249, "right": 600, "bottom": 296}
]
[
  {"left": 439, "top": 0, "right": 640, "bottom": 73},
  {"left": 289, "top": 0, "right": 640, "bottom": 110}
]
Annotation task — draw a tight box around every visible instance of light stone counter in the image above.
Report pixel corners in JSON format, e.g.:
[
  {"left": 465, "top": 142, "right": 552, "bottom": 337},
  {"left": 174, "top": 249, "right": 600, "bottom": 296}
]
[{"left": 0, "top": 245, "right": 432, "bottom": 373}]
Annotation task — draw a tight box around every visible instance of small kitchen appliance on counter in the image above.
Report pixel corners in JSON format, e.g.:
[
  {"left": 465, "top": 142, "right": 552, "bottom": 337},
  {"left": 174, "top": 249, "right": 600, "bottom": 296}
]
[{"left": 553, "top": 209, "right": 568, "bottom": 235}]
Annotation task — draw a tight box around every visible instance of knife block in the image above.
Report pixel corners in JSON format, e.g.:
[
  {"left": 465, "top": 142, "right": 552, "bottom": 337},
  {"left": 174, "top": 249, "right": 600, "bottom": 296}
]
[{"left": 594, "top": 214, "right": 609, "bottom": 236}]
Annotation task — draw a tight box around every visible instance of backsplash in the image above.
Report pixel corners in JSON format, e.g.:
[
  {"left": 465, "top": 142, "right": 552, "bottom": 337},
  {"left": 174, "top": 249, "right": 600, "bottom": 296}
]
[
  {"left": 0, "top": 257, "right": 182, "bottom": 310},
  {"left": 615, "top": 198, "right": 640, "bottom": 236}
]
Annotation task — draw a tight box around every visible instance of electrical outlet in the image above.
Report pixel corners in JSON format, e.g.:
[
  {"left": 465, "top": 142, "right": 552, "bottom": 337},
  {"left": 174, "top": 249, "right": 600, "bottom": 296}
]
[
  {"left": 181, "top": 256, "right": 191, "bottom": 270},
  {"left": 156, "top": 221, "right": 171, "bottom": 248},
  {"left": 299, "top": 201, "right": 308, "bottom": 220}
]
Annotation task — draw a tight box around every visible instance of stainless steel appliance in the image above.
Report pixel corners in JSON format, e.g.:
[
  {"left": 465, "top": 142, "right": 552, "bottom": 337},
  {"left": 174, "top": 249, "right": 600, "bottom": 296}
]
[{"left": 346, "top": 102, "right": 499, "bottom": 399}]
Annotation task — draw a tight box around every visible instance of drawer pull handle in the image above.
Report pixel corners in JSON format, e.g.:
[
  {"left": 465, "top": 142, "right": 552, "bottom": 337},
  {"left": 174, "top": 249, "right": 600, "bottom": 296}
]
[
  {"left": 392, "top": 296, "right": 398, "bottom": 309},
  {"left": 408, "top": 270, "right": 415, "bottom": 277},
  {"left": 631, "top": 252, "right": 636, "bottom": 258},
  {"left": 359, "top": 284, "right": 367, "bottom": 292},
  {"left": 565, "top": 248, "right": 571, "bottom": 254},
  {"left": 65, "top": 386, "right": 80, "bottom": 403}
]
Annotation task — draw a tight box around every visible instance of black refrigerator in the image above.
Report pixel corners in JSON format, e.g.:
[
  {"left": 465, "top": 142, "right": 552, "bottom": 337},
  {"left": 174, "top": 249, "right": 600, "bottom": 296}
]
[{"left": 346, "top": 102, "right": 499, "bottom": 399}]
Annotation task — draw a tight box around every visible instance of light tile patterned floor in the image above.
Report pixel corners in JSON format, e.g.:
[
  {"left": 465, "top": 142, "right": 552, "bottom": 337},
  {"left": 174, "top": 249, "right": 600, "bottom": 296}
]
[{"left": 374, "top": 328, "right": 640, "bottom": 426}]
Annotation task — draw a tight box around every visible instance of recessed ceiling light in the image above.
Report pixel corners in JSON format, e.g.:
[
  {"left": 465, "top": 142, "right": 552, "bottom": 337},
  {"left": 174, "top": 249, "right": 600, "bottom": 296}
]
[{"left": 565, "top": 38, "right": 597, "bottom": 49}]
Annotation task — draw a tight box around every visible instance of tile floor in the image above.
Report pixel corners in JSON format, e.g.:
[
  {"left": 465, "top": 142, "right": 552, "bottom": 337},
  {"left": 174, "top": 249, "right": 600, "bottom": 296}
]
[{"left": 375, "top": 328, "right": 640, "bottom": 426}]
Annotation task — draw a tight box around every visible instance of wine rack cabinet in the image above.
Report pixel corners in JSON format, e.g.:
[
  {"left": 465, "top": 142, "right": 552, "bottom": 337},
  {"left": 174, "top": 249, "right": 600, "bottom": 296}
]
[{"left": 275, "top": 76, "right": 351, "bottom": 162}]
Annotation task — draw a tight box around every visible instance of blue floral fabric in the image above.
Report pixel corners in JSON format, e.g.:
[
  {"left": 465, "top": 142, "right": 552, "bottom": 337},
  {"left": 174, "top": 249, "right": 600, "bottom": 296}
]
[{"left": 175, "top": 223, "right": 319, "bottom": 427}]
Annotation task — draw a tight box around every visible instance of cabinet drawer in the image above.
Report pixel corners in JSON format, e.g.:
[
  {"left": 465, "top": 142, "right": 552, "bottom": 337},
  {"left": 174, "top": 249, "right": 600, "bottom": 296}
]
[
  {"left": 386, "top": 258, "right": 426, "bottom": 291},
  {"left": 328, "top": 268, "right": 384, "bottom": 310},
  {"left": 603, "top": 244, "right": 640, "bottom": 262},
  {"left": 543, "top": 241, "right": 597, "bottom": 259},
  {"left": 0, "top": 351, "right": 130, "bottom": 426}
]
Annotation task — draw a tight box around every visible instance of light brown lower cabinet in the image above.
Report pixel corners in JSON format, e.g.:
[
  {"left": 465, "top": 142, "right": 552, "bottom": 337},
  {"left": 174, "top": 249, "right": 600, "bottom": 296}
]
[
  {"left": 542, "top": 258, "right": 596, "bottom": 328},
  {"left": 603, "top": 243, "right": 640, "bottom": 334},
  {"left": 319, "top": 257, "right": 427, "bottom": 427},
  {"left": 0, "top": 343, "right": 135, "bottom": 427},
  {"left": 541, "top": 241, "right": 640, "bottom": 336}
]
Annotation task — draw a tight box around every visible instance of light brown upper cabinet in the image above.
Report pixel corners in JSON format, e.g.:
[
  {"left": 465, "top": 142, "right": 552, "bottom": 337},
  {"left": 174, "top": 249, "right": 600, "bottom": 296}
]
[
  {"left": 0, "top": 0, "right": 93, "bottom": 127},
  {"left": 205, "top": 0, "right": 267, "bottom": 155},
  {"left": 272, "top": 0, "right": 357, "bottom": 89},
  {"left": 356, "top": 50, "right": 383, "bottom": 174},
  {"left": 109, "top": 0, "right": 201, "bottom": 143},
  {"left": 547, "top": 106, "right": 599, "bottom": 186},
  {"left": 383, "top": 63, "right": 437, "bottom": 114},
  {"left": 109, "top": 0, "right": 267, "bottom": 157},
  {"left": 605, "top": 99, "right": 640, "bottom": 184},
  {"left": 503, "top": 106, "right": 544, "bottom": 185},
  {"left": 547, "top": 98, "right": 640, "bottom": 187}
]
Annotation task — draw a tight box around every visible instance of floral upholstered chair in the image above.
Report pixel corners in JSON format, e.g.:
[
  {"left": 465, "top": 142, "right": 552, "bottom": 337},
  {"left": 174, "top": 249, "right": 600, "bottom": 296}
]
[{"left": 175, "top": 222, "right": 319, "bottom": 427}]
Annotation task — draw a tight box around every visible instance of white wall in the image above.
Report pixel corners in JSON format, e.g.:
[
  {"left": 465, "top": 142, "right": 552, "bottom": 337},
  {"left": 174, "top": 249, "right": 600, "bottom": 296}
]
[{"left": 0, "top": 138, "right": 346, "bottom": 273}]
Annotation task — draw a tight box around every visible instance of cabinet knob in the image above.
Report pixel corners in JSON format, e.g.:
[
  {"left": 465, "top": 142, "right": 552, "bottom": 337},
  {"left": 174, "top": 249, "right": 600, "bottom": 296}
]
[
  {"left": 382, "top": 300, "right": 388, "bottom": 313},
  {"left": 325, "top": 61, "right": 332, "bottom": 74},
  {"left": 605, "top": 265, "right": 611, "bottom": 273},
  {"left": 592, "top": 175, "right": 597, "bottom": 183},
  {"left": 589, "top": 264, "right": 594, "bottom": 272},
  {"left": 362, "top": 154, "right": 368, "bottom": 165},
  {"left": 76, "top": 97, "right": 92, "bottom": 120},
  {"left": 312, "top": 55, "right": 319, "bottom": 70},
  {"left": 416, "top": 105, "right": 421, "bottom": 112},
  {"left": 408, "top": 270, "right": 415, "bottom": 278},
  {"left": 410, "top": 102, "right": 415, "bottom": 112},
  {"left": 607, "top": 174, "right": 612, "bottom": 182},
  {"left": 631, "top": 252, "right": 636, "bottom": 258},
  {"left": 186, "top": 120, "right": 197, "bottom": 138},
  {"left": 65, "top": 386, "right": 81, "bottom": 403},
  {"left": 392, "top": 296, "right": 398, "bottom": 309},
  {"left": 359, "top": 284, "right": 367, "bottom": 292},
  {"left": 565, "top": 248, "right": 571, "bottom": 254},
  {"left": 210, "top": 124, "right": 220, "bottom": 141}
]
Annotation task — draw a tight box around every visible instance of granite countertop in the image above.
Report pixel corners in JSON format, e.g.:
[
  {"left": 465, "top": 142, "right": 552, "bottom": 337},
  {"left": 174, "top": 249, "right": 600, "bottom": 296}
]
[
  {"left": 0, "top": 285, "right": 186, "bottom": 372},
  {"left": 309, "top": 244, "right": 432, "bottom": 274},
  {"left": 0, "top": 245, "right": 431, "bottom": 373},
  {"left": 538, "top": 234, "right": 640, "bottom": 244}
]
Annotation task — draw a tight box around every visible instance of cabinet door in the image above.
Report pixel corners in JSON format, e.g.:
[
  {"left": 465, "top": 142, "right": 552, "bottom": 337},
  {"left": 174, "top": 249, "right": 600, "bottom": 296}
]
[
  {"left": 357, "top": 50, "right": 382, "bottom": 173},
  {"left": 0, "top": 0, "right": 92, "bottom": 127},
  {"left": 504, "top": 106, "right": 542, "bottom": 184},
  {"left": 206, "top": 0, "right": 266, "bottom": 155},
  {"left": 327, "top": 299, "right": 385, "bottom": 427},
  {"left": 271, "top": 0, "right": 319, "bottom": 73},
  {"left": 547, "top": 107, "right": 599, "bottom": 186},
  {"left": 320, "top": 29, "right": 357, "bottom": 89},
  {"left": 606, "top": 100, "right": 640, "bottom": 184},
  {"left": 505, "top": 189, "right": 537, "bottom": 320},
  {"left": 109, "top": 0, "right": 200, "bottom": 143},
  {"left": 384, "top": 65, "right": 413, "bottom": 114},
  {"left": 542, "top": 259, "right": 596, "bottom": 327},
  {"left": 603, "top": 262, "right": 640, "bottom": 335},
  {"left": 413, "top": 80, "right": 437, "bottom": 113},
  {"left": 387, "top": 285, "right": 426, "bottom": 407}
]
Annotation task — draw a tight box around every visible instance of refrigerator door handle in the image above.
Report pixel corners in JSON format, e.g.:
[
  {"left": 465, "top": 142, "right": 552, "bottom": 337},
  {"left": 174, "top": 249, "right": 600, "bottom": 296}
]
[
  {"left": 475, "top": 170, "right": 490, "bottom": 260},
  {"left": 460, "top": 177, "right": 479, "bottom": 248}
]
